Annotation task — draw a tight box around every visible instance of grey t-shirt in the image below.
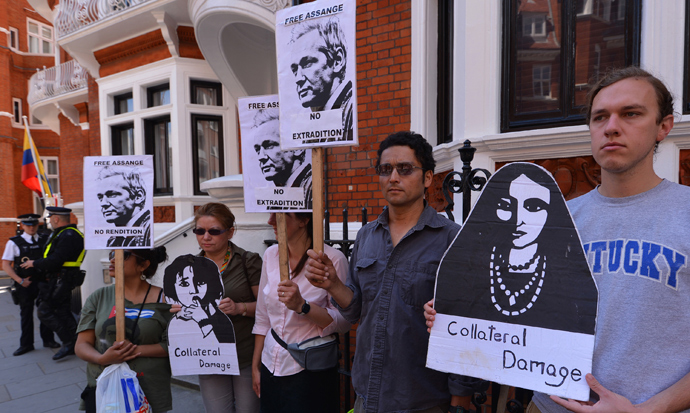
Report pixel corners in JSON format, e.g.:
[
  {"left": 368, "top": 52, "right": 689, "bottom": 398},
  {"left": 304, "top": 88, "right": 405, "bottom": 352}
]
[{"left": 534, "top": 180, "right": 690, "bottom": 412}]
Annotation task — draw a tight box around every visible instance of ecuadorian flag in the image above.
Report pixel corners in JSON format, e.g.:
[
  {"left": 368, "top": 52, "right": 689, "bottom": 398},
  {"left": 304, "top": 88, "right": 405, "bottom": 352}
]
[{"left": 21, "top": 121, "right": 52, "bottom": 197}]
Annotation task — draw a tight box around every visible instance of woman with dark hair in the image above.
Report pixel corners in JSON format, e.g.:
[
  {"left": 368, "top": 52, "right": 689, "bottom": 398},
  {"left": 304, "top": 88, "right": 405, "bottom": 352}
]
[
  {"left": 434, "top": 163, "right": 597, "bottom": 334},
  {"left": 252, "top": 212, "right": 351, "bottom": 413},
  {"left": 165, "top": 255, "right": 236, "bottom": 343},
  {"left": 175, "top": 202, "right": 262, "bottom": 413},
  {"left": 75, "top": 246, "right": 171, "bottom": 413}
]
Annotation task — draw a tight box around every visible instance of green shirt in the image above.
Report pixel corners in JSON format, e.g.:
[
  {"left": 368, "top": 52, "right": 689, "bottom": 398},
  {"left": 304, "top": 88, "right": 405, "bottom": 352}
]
[
  {"left": 77, "top": 285, "right": 173, "bottom": 412},
  {"left": 203, "top": 242, "right": 262, "bottom": 369}
]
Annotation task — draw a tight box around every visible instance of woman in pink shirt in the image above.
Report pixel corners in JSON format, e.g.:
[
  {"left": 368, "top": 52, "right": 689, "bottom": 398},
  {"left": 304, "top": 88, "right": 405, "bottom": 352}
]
[{"left": 252, "top": 213, "right": 350, "bottom": 412}]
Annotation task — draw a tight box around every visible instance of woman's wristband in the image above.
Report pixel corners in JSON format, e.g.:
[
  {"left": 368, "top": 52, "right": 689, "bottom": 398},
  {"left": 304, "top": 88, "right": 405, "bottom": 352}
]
[
  {"left": 241, "top": 302, "right": 248, "bottom": 316},
  {"left": 20, "top": 278, "right": 24, "bottom": 285}
]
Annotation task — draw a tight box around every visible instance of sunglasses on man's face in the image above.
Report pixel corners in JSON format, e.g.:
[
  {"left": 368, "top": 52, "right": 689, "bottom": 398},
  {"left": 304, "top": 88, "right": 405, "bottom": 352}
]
[
  {"left": 192, "top": 228, "right": 228, "bottom": 236},
  {"left": 375, "top": 162, "right": 424, "bottom": 177},
  {"left": 108, "top": 250, "right": 142, "bottom": 261}
]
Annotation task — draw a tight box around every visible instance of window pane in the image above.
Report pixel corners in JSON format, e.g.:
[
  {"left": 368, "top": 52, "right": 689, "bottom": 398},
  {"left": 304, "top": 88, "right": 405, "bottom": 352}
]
[
  {"left": 151, "top": 89, "right": 170, "bottom": 107},
  {"left": 42, "top": 40, "right": 51, "bottom": 54},
  {"left": 49, "top": 178, "right": 59, "bottom": 193},
  {"left": 146, "top": 118, "right": 172, "bottom": 193},
  {"left": 513, "top": 8, "right": 560, "bottom": 115},
  {"left": 114, "top": 93, "right": 133, "bottom": 115},
  {"left": 46, "top": 160, "right": 58, "bottom": 175},
  {"left": 10, "top": 29, "right": 17, "bottom": 49},
  {"left": 119, "top": 128, "right": 134, "bottom": 155},
  {"left": 29, "top": 36, "right": 39, "bottom": 53},
  {"left": 502, "top": 0, "right": 639, "bottom": 131},
  {"left": 195, "top": 87, "right": 217, "bottom": 106},
  {"left": 42, "top": 27, "right": 52, "bottom": 39},
  {"left": 573, "top": 0, "right": 627, "bottom": 107},
  {"left": 13, "top": 100, "right": 20, "bottom": 123},
  {"left": 195, "top": 118, "right": 222, "bottom": 189},
  {"left": 29, "top": 22, "right": 38, "bottom": 34},
  {"left": 111, "top": 124, "right": 134, "bottom": 155},
  {"left": 147, "top": 84, "right": 170, "bottom": 108}
]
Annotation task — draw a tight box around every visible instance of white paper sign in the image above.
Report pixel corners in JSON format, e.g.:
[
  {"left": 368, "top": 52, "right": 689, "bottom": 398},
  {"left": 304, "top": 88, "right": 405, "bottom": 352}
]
[
  {"left": 83, "top": 155, "right": 154, "bottom": 250},
  {"left": 276, "top": 0, "right": 358, "bottom": 149},
  {"left": 429, "top": 163, "right": 598, "bottom": 400},
  {"left": 427, "top": 315, "right": 594, "bottom": 399},
  {"left": 164, "top": 255, "right": 240, "bottom": 376},
  {"left": 238, "top": 95, "right": 313, "bottom": 213}
]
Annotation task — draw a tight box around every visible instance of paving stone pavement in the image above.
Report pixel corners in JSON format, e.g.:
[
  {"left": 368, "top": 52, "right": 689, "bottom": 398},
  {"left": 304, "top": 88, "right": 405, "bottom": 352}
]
[{"left": 0, "top": 278, "right": 203, "bottom": 412}]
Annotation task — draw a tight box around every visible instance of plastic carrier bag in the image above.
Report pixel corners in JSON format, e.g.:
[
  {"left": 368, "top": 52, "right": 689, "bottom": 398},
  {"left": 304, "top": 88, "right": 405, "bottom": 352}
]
[{"left": 96, "top": 363, "right": 150, "bottom": 413}]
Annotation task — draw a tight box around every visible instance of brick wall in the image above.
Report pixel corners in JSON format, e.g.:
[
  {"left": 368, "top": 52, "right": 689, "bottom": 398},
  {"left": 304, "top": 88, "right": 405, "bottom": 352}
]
[
  {"left": 325, "top": 0, "right": 413, "bottom": 222},
  {"left": 88, "top": 76, "right": 101, "bottom": 157},
  {"left": 58, "top": 116, "right": 92, "bottom": 205},
  {"left": 0, "top": 0, "right": 61, "bottom": 244}
]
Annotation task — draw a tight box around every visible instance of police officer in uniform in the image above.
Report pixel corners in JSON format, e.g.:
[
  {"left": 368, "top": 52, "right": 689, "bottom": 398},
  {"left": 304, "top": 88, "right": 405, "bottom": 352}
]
[
  {"left": 21, "top": 206, "right": 85, "bottom": 360},
  {"left": 2, "top": 214, "right": 60, "bottom": 356}
]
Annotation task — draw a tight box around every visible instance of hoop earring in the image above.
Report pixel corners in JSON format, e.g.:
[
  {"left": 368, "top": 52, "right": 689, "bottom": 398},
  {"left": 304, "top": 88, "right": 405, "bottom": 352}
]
[{"left": 140, "top": 273, "right": 147, "bottom": 281}]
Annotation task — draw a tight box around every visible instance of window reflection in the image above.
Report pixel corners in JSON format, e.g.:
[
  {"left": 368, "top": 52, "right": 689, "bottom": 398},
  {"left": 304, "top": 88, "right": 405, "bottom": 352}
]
[
  {"left": 192, "top": 115, "right": 224, "bottom": 195},
  {"left": 504, "top": 0, "right": 636, "bottom": 130}
]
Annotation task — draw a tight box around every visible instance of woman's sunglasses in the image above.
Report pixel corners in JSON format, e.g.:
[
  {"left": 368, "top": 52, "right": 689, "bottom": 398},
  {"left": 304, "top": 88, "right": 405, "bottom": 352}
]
[
  {"left": 192, "top": 228, "right": 228, "bottom": 236},
  {"left": 108, "top": 250, "right": 142, "bottom": 261}
]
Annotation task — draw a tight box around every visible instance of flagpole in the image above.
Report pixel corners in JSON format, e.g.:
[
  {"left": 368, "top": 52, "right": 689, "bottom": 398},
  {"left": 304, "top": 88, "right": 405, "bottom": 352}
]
[{"left": 23, "top": 116, "right": 47, "bottom": 200}]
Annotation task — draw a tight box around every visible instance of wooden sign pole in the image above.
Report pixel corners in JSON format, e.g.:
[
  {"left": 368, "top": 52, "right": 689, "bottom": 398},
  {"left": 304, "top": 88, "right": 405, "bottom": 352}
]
[
  {"left": 277, "top": 213, "right": 290, "bottom": 282},
  {"left": 312, "top": 147, "right": 324, "bottom": 253},
  {"left": 114, "top": 249, "right": 125, "bottom": 342}
]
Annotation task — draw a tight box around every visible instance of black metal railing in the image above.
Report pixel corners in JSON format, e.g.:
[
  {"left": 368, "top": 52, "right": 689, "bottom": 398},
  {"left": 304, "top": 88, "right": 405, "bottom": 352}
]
[{"left": 442, "top": 139, "right": 492, "bottom": 223}]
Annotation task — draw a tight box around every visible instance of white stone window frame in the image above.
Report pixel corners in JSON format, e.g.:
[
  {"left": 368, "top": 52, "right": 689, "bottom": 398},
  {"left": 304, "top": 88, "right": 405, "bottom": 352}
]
[
  {"left": 27, "top": 18, "right": 53, "bottom": 55},
  {"left": 98, "top": 58, "right": 239, "bottom": 219},
  {"left": 9, "top": 27, "right": 19, "bottom": 51},
  {"left": 12, "top": 98, "right": 22, "bottom": 127}
]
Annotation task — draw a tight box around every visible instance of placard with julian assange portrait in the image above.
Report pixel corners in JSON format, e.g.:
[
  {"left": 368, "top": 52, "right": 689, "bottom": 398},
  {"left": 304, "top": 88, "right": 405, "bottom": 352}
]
[
  {"left": 239, "top": 94, "right": 313, "bottom": 213},
  {"left": 83, "top": 155, "right": 154, "bottom": 250},
  {"left": 275, "top": 0, "right": 358, "bottom": 150}
]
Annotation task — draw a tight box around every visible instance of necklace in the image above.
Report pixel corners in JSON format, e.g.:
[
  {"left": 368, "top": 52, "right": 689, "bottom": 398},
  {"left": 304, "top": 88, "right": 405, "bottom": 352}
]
[
  {"left": 218, "top": 248, "right": 231, "bottom": 273},
  {"left": 489, "top": 246, "right": 545, "bottom": 316}
]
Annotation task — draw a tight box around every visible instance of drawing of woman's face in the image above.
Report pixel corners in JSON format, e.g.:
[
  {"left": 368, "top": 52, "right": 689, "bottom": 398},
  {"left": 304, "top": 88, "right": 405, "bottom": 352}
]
[
  {"left": 496, "top": 174, "right": 550, "bottom": 248},
  {"left": 175, "top": 266, "right": 208, "bottom": 308}
]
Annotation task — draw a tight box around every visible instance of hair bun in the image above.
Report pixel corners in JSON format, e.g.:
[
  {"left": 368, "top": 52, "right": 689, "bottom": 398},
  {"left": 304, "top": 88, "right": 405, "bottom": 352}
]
[{"left": 155, "top": 246, "right": 168, "bottom": 264}]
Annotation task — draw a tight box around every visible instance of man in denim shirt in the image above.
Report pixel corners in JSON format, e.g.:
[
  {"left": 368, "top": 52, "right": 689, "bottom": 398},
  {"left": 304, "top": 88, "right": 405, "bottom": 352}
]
[{"left": 306, "top": 131, "right": 483, "bottom": 413}]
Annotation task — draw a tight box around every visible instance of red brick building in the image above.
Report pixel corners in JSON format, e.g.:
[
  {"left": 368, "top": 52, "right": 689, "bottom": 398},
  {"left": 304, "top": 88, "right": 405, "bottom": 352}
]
[{"left": 0, "top": 0, "right": 69, "bottom": 241}]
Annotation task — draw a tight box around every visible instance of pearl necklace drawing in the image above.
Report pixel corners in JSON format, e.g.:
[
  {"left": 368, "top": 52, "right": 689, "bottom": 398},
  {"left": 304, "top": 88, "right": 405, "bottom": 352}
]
[{"left": 489, "top": 245, "right": 545, "bottom": 316}]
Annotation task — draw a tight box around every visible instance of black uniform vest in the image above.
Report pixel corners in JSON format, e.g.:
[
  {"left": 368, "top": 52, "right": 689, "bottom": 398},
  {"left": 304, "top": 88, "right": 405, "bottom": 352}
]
[{"left": 11, "top": 233, "right": 48, "bottom": 278}]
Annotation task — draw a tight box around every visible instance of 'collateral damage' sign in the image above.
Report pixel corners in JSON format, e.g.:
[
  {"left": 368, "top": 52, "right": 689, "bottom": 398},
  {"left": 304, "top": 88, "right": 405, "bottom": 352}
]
[
  {"left": 165, "top": 255, "right": 239, "bottom": 376},
  {"left": 276, "top": 0, "right": 358, "bottom": 149},
  {"left": 83, "top": 155, "right": 154, "bottom": 250},
  {"left": 427, "top": 162, "right": 598, "bottom": 400},
  {"left": 238, "top": 95, "right": 313, "bottom": 213}
]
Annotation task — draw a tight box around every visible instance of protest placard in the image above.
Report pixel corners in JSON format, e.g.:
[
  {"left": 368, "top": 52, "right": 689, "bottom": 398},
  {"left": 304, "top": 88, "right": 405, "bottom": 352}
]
[
  {"left": 83, "top": 155, "right": 154, "bottom": 250},
  {"left": 428, "top": 163, "right": 598, "bottom": 400},
  {"left": 165, "top": 255, "right": 240, "bottom": 376},
  {"left": 239, "top": 95, "right": 313, "bottom": 213},
  {"left": 275, "top": 0, "right": 357, "bottom": 150}
]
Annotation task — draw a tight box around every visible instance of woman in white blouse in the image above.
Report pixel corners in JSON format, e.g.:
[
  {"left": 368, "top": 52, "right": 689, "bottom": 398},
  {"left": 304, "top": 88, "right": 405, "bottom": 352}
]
[{"left": 252, "top": 213, "right": 350, "bottom": 412}]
